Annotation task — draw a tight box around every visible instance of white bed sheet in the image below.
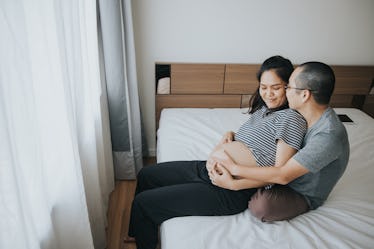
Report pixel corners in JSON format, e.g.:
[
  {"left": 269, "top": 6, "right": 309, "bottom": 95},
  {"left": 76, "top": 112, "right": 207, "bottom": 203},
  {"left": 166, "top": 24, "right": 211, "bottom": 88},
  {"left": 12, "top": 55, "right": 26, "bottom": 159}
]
[{"left": 157, "top": 108, "right": 374, "bottom": 249}]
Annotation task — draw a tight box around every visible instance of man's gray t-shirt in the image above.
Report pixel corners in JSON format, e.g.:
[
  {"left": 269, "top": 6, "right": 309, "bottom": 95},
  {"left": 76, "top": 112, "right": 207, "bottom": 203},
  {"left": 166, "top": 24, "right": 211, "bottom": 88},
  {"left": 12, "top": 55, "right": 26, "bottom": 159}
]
[{"left": 289, "top": 107, "right": 350, "bottom": 209}]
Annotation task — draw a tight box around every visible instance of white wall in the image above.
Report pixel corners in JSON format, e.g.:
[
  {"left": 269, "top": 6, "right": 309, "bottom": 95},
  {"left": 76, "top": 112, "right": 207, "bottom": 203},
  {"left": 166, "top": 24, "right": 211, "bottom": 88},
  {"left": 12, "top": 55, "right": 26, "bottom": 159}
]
[{"left": 132, "top": 0, "right": 374, "bottom": 155}]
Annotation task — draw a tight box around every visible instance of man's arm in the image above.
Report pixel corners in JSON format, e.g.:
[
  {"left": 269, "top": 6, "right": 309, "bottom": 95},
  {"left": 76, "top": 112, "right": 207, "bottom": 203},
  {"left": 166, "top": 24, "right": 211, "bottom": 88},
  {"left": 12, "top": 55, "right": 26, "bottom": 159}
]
[
  {"left": 209, "top": 164, "right": 270, "bottom": 190},
  {"left": 212, "top": 150, "right": 309, "bottom": 185}
]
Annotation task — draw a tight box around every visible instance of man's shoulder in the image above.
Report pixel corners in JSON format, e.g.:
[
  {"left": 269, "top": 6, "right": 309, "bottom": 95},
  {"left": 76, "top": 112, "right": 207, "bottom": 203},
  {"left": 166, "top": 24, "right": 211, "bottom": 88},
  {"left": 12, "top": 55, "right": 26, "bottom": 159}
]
[
  {"left": 315, "top": 108, "right": 346, "bottom": 133},
  {"left": 307, "top": 108, "right": 349, "bottom": 146}
]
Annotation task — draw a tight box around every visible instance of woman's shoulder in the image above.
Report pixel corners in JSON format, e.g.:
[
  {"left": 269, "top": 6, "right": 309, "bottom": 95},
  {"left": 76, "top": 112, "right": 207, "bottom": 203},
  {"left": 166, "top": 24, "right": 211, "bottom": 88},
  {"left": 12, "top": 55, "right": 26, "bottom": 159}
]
[
  {"left": 278, "top": 108, "right": 303, "bottom": 118},
  {"left": 251, "top": 105, "right": 267, "bottom": 117},
  {"left": 276, "top": 108, "right": 307, "bottom": 127}
]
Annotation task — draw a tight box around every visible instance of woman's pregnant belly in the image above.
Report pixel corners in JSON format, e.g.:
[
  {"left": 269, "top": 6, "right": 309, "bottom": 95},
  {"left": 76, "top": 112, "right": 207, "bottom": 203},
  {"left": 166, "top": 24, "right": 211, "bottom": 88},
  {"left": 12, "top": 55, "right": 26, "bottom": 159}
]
[{"left": 210, "top": 141, "right": 257, "bottom": 167}]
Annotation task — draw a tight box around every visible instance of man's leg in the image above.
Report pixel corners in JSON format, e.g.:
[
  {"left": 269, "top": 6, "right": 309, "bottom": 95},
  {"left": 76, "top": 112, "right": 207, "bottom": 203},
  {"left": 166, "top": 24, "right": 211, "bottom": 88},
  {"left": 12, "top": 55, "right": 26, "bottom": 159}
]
[{"left": 248, "top": 185, "right": 309, "bottom": 222}]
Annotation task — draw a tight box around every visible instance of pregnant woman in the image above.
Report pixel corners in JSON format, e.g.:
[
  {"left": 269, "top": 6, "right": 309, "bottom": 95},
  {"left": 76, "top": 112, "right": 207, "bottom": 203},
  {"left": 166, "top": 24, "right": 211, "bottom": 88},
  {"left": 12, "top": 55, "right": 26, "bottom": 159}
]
[{"left": 128, "top": 55, "right": 307, "bottom": 249}]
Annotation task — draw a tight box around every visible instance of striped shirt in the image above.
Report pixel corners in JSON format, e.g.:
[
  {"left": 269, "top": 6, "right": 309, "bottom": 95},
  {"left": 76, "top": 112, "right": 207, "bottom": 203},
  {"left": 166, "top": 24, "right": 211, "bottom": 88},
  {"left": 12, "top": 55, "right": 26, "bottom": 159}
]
[{"left": 235, "top": 106, "right": 307, "bottom": 167}]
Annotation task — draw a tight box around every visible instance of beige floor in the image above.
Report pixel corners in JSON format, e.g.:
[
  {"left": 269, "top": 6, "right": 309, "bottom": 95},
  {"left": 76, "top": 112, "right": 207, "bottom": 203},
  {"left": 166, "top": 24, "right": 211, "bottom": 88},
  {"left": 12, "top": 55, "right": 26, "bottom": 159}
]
[
  {"left": 106, "top": 157, "right": 156, "bottom": 249},
  {"left": 106, "top": 180, "right": 137, "bottom": 249}
]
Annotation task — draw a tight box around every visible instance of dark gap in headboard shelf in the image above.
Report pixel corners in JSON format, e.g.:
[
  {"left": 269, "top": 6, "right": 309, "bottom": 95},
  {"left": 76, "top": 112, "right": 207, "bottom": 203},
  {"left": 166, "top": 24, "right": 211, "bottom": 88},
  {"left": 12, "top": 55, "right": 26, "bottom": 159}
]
[
  {"left": 222, "top": 64, "right": 226, "bottom": 94},
  {"left": 155, "top": 64, "right": 170, "bottom": 89}
]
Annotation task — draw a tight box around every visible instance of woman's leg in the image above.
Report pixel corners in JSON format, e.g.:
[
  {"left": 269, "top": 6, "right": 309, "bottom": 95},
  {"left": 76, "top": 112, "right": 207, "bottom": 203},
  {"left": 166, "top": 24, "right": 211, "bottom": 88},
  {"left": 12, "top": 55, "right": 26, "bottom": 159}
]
[
  {"left": 134, "top": 160, "right": 208, "bottom": 195},
  {"left": 128, "top": 161, "right": 203, "bottom": 240},
  {"left": 248, "top": 185, "right": 309, "bottom": 222},
  {"left": 129, "top": 161, "right": 256, "bottom": 249}
]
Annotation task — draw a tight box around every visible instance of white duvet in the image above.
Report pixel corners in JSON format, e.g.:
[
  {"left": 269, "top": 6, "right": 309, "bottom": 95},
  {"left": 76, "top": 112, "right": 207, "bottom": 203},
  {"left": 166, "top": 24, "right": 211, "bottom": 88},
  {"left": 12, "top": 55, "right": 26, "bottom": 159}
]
[{"left": 157, "top": 108, "right": 374, "bottom": 249}]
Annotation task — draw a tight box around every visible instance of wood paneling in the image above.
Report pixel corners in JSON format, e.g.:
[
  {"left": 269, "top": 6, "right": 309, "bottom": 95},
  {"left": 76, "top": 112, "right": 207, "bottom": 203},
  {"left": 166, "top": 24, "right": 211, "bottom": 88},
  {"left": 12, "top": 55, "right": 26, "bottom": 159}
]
[
  {"left": 156, "top": 94, "right": 242, "bottom": 108},
  {"left": 329, "top": 94, "right": 354, "bottom": 108},
  {"left": 224, "top": 64, "right": 260, "bottom": 94},
  {"left": 332, "top": 66, "right": 374, "bottom": 94},
  {"left": 240, "top": 94, "right": 252, "bottom": 108},
  {"left": 170, "top": 64, "right": 225, "bottom": 94}
]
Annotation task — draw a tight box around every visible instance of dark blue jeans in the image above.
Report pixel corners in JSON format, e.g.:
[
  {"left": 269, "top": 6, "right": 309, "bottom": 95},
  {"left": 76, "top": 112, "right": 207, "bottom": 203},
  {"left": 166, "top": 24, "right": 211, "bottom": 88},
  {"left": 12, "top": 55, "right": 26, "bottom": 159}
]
[{"left": 128, "top": 161, "right": 256, "bottom": 249}]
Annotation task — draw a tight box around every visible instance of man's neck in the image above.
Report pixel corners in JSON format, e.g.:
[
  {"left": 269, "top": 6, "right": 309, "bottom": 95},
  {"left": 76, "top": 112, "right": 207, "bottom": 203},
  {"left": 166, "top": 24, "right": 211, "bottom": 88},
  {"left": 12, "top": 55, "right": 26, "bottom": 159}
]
[{"left": 299, "top": 104, "right": 329, "bottom": 128}]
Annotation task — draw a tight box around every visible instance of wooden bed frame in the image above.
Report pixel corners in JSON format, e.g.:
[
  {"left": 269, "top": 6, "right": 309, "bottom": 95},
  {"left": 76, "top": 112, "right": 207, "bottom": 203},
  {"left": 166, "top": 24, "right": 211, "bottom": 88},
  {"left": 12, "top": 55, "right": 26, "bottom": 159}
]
[{"left": 155, "top": 63, "right": 374, "bottom": 129}]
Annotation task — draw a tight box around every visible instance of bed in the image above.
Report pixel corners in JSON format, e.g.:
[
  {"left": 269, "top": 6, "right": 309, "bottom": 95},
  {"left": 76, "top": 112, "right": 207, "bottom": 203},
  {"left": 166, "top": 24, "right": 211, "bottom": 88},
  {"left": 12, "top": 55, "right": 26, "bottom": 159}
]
[{"left": 155, "top": 63, "right": 374, "bottom": 249}]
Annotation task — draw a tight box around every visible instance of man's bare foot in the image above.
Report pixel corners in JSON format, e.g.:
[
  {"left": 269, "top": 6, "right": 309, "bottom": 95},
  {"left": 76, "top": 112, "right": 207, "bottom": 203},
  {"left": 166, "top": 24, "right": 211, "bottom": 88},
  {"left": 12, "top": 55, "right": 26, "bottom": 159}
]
[{"left": 124, "top": 235, "right": 136, "bottom": 243}]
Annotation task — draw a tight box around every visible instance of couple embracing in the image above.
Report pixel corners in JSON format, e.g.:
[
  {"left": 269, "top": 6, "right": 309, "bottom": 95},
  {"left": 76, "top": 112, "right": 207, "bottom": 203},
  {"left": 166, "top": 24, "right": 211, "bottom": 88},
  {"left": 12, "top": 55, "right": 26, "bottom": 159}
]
[{"left": 128, "top": 56, "right": 349, "bottom": 249}]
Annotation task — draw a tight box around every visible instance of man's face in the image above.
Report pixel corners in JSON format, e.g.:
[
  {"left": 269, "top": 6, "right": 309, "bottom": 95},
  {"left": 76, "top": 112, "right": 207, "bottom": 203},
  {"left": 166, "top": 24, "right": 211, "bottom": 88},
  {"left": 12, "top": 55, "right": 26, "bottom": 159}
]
[{"left": 286, "top": 67, "right": 303, "bottom": 110}]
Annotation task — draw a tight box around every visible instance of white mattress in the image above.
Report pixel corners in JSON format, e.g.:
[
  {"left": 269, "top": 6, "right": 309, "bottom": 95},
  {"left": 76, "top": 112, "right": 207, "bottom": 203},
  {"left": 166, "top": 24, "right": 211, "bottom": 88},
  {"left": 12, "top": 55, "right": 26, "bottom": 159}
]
[{"left": 157, "top": 108, "right": 374, "bottom": 249}]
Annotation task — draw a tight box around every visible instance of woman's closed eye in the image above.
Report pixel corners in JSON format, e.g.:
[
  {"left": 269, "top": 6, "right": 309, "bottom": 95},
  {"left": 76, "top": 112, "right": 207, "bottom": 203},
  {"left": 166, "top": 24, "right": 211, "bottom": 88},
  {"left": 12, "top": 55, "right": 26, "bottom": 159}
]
[{"left": 260, "top": 83, "right": 284, "bottom": 90}]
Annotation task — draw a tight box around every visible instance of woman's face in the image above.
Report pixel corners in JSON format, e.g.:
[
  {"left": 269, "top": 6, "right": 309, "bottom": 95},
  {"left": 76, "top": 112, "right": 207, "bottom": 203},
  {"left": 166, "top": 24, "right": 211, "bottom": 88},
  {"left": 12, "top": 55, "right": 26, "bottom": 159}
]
[{"left": 259, "top": 70, "right": 287, "bottom": 109}]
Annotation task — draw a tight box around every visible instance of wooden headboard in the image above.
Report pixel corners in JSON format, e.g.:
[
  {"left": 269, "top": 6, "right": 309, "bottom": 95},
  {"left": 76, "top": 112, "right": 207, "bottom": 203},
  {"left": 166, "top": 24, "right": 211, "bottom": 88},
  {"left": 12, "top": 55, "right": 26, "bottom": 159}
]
[{"left": 155, "top": 63, "right": 374, "bottom": 128}]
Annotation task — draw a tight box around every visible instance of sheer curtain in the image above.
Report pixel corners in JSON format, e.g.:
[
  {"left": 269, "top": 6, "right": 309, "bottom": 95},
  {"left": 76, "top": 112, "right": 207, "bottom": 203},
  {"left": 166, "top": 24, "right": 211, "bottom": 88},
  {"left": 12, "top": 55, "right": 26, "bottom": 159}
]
[
  {"left": 0, "top": 0, "right": 114, "bottom": 248},
  {"left": 98, "top": 0, "right": 144, "bottom": 180}
]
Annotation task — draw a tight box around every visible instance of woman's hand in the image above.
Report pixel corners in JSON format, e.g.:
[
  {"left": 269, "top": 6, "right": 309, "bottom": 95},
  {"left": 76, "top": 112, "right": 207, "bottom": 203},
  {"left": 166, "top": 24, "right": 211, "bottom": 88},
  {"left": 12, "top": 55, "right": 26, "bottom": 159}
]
[
  {"left": 219, "top": 131, "right": 235, "bottom": 145},
  {"left": 209, "top": 164, "right": 235, "bottom": 190},
  {"left": 211, "top": 149, "right": 237, "bottom": 175},
  {"left": 206, "top": 157, "right": 215, "bottom": 172}
]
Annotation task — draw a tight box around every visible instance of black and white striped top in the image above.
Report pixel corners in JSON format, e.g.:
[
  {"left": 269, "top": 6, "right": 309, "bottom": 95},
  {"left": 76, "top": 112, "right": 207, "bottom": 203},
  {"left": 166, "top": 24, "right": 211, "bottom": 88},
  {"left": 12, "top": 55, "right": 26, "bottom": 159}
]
[{"left": 235, "top": 106, "right": 307, "bottom": 167}]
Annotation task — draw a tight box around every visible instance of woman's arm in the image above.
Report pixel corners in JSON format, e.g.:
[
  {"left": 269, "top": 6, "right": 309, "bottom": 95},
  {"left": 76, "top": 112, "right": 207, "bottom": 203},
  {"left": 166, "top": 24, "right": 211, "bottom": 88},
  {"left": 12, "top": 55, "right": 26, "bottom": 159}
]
[{"left": 274, "top": 139, "right": 298, "bottom": 167}]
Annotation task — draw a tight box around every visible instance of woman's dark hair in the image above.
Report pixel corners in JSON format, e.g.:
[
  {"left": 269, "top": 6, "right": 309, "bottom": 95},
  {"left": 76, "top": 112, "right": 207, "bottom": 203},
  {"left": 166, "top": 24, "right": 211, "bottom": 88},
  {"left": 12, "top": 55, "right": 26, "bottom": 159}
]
[{"left": 248, "top": 55, "right": 294, "bottom": 114}]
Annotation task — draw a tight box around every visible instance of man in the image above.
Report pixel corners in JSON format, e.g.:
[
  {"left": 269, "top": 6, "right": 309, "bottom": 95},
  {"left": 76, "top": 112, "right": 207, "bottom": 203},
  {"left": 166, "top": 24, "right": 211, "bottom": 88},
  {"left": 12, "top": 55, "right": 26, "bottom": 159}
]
[{"left": 211, "top": 62, "right": 350, "bottom": 221}]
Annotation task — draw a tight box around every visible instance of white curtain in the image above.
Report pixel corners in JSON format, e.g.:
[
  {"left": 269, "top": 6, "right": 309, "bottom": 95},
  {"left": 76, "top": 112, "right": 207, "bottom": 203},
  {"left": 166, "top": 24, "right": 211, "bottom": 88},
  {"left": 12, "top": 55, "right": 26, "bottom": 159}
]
[
  {"left": 0, "top": 0, "right": 114, "bottom": 249},
  {"left": 98, "top": 0, "right": 144, "bottom": 180}
]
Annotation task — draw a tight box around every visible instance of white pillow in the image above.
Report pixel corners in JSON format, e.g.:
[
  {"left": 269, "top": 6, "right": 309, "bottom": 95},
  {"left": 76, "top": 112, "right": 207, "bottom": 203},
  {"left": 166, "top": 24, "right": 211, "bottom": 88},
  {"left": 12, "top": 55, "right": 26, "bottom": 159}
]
[{"left": 157, "top": 77, "right": 170, "bottom": 94}]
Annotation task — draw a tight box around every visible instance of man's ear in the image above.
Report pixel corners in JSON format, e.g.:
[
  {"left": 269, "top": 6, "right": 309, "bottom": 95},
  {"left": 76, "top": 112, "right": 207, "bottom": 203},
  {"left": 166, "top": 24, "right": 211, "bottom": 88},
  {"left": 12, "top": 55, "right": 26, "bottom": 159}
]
[{"left": 302, "top": 90, "right": 312, "bottom": 102}]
